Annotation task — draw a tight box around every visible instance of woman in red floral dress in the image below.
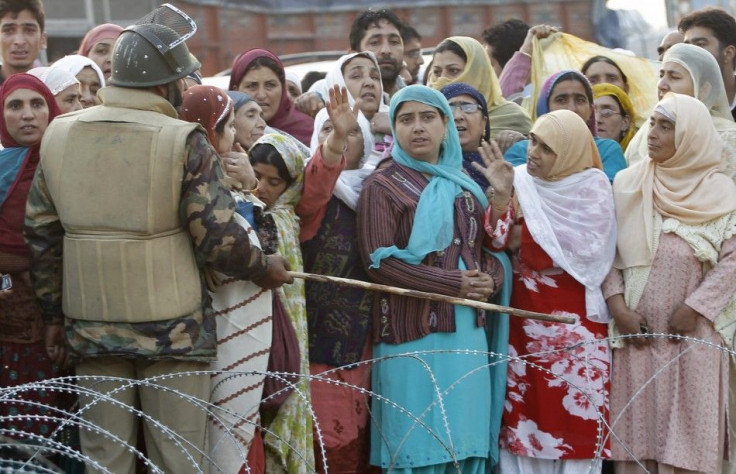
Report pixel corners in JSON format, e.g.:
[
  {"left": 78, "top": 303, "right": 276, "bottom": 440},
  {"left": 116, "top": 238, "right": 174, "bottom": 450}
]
[{"left": 475, "top": 109, "right": 617, "bottom": 473}]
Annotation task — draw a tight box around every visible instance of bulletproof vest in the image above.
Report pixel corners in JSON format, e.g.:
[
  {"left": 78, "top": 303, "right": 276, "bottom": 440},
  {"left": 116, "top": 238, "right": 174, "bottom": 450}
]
[{"left": 40, "top": 88, "right": 203, "bottom": 323}]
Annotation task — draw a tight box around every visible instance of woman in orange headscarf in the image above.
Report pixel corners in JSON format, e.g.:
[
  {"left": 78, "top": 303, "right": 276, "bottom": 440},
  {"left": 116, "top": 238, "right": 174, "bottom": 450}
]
[{"left": 478, "top": 109, "right": 616, "bottom": 472}]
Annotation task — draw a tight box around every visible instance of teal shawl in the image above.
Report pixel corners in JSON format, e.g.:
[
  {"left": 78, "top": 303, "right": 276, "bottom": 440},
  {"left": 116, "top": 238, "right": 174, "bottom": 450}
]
[
  {"left": 0, "top": 147, "right": 28, "bottom": 205},
  {"left": 486, "top": 247, "right": 511, "bottom": 469},
  {"left": 368, "top": 85, "right": 512, "bottom": 468},
  {"left": 369, "top": 85, "right": 489, "bottom": 267}
]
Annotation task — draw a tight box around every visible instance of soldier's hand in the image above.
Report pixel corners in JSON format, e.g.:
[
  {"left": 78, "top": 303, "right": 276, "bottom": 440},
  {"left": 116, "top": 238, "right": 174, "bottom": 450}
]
[
  {"left": 253, "top": 254, "right": 294, "bottom": 289},
  {"left": 45, "top": 324, "right": 67, "bottom": 366}
]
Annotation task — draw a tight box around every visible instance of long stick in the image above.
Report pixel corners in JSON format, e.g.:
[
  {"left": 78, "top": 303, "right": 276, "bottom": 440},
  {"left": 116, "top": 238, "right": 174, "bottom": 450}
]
[{"left": 290, "top": 271, "right": 574, "bottom": 324}]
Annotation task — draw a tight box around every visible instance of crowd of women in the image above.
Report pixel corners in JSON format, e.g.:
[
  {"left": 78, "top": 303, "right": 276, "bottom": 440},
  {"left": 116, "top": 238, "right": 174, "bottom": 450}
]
[{"left": 1, "top": 5, "right": 736, "bottom": 474}]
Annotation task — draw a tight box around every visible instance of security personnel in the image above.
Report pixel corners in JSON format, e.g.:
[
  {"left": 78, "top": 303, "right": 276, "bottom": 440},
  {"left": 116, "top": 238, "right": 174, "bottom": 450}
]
[{"left": 25, "top": 22, "right": 292, "bottom": 473}]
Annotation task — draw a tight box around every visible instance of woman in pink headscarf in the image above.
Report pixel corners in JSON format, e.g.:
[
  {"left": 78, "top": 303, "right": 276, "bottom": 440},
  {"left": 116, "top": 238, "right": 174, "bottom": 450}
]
[
  {"left": 229, "top": 48, "right": 314, "bottom": 146},
  {"left": 78, "top": 23, "right": 124, "bottom": 81},
  {"left": 0, "top": 73, "right": 63, "bottom": 442}
]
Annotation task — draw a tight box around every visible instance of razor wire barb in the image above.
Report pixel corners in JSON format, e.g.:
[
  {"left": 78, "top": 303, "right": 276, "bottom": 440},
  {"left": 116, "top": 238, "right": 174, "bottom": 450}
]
[{"left": 1, "top": 328, "right": 735, "bottom": 473}]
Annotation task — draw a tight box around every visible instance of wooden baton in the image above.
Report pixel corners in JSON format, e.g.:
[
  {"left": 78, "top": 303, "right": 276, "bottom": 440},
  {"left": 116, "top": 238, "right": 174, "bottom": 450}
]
[{"left": 289, "top": 271, "right": 574, "bottom": 324}]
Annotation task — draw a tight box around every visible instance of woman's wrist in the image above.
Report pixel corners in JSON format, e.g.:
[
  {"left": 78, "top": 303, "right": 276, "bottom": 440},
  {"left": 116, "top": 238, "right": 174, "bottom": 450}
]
[
  {"left": 608, "top": 295, "right": 632, "bottom": 323},
  {"left": 491, "top": 193, "right": 511, "bottom": 212},
  {"left": 324, "top": 136, "right": 345, "bottom": 156},
  {"left": 485, "top": 184, "right": 510, "bottom": 201},
  {"left": 485, "top": 184, "right": 495, "bottom": 201}
]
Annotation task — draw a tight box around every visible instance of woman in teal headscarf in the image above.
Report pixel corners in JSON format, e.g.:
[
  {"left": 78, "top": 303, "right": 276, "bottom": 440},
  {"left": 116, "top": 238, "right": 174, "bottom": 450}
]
[{"left": 357, "top": 85, "right": 512, "bottom": 472}]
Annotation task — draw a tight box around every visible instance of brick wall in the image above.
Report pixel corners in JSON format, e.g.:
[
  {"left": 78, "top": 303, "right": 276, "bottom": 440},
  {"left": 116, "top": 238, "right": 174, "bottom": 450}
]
[{"left": 174, "top": 1, "right": 594, "bottom": 76}]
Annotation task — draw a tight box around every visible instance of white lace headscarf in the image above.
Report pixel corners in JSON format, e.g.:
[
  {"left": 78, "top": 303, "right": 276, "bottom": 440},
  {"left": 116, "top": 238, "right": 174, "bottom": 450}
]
[
  {"left": 28, "top": 66, "right": 79, "bottom": 96},
  {"left": 51, "top": 54, "right": 105, "bottom": 87}
]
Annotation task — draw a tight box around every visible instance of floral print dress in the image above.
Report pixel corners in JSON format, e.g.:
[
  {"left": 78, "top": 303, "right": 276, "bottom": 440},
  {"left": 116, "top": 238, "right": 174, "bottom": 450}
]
[{"left": 494, "top": 218, "right": 610, "bottom": 459}]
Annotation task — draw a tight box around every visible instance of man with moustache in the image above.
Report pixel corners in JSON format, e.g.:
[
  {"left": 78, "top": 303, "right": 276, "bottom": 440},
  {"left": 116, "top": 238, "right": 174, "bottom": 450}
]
[
  {"left": 348, "top": 9, "right": 405, "bottom": 98},
  {"left": 348, "top": 9, "right": 406, "bottom": 136},
  {"left": 295, "top": 9, "right": 406, "bottom": 122}
]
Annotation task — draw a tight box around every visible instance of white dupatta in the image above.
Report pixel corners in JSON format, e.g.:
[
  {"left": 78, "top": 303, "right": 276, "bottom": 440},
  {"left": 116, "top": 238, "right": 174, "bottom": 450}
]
[{"left": 514, "top": 165, "right": 617, "bottom": 322}]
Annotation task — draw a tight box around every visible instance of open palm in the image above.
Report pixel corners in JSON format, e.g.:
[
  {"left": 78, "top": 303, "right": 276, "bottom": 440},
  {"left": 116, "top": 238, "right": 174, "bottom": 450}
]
[
  {"left": 473, "top": 140, "right": 514, "bottom": 199},
  {"left": 325, "top": 85, "right": 360, "bottom": 138}
]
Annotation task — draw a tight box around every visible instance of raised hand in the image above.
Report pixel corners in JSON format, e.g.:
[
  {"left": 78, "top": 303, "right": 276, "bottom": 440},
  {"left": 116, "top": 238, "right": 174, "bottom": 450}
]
[
  {"left": 472, "top": 140, "right": 514, "bottom": 202},
  {"left": 325, "top": 85, "right": 360, "bottom": 140},
  {"left": 221, "top": 142, "right": 256, "bottom": 190},
  {"left": 520, "top": 24, "right": 560, "bottom": 56},
  {"left": 494, "top": 130, "right": 526, "bottom": 154},
  {"left": 370, "top": 112, "right": 391, "bottom": 135}
]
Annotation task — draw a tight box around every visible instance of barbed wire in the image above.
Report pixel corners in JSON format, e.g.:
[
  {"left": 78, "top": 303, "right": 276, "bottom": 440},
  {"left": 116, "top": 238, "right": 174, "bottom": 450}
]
[{"left": 1, "top": 330, "right": 733, "bottom": 473}]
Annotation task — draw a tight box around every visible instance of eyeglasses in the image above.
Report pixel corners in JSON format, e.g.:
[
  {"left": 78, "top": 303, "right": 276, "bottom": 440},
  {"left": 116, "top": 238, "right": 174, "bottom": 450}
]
[
  {"left": 449, "top": 102, "right": 481, "bottom": 114},
  {"left": 595, "top": 107, "right": 623, "bottom": 118}
]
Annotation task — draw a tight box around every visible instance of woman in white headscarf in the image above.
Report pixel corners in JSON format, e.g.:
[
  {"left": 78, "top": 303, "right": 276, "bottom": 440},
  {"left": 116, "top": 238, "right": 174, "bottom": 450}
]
[
  {"left": 284, "top": 69, "right": 302, "bottom": 101},
  {"left": 323, "top": 50, "right": 393, "bottom": 166},
  {"left": 297, "top": 51, "right": 383, "bottom": 473},
  {"left": 50, "top": 54, "right": 105, "bottom": 108},
  {"left": 625, "top": 43, "right": 736, "bottom": 179},
  {"left": 28, "top": 66, "right": 82, "bottom": 114},
  {"left": 605, "top": 93, "right": 736, "bottom": 473},
  {"left": 304, "top": 51, "right": 385, "bottom": 209}
]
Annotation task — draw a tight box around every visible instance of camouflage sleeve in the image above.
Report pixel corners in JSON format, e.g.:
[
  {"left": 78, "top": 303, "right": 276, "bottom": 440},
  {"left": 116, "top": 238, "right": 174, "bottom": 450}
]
[
  {"left": 24, "top": 165, "right": 65, "bottom": 324},
  {"left": 181, "top": 130, "right": 268, "bottom": 280}
]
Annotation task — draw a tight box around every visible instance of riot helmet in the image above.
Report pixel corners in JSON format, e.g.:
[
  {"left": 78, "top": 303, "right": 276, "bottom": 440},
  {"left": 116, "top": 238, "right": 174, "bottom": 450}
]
[{"left": 109, "top": 3, "right": 199, "bottom": 88}]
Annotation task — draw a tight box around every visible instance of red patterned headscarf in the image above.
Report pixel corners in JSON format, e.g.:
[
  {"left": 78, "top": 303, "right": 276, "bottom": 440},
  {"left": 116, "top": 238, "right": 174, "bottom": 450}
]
[{"left": 180, "top": 84, "right": 233, "bottom": 147}]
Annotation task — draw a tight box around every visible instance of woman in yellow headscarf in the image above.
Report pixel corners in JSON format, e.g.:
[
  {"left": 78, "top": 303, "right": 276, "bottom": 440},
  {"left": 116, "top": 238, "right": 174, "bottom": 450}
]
[
  {"left": 592, "top": 83, "right": 638, "bottom": 152},
  {"left": 428, "top": 36, "right": 532, "bottom": 140}
]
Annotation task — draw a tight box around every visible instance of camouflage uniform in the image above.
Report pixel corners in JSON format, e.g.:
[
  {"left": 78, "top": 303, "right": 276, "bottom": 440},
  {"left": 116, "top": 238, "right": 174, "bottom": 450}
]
[
  {"left": 24, "top": 83, "right": 273, "bottom": 473},
  {"left": 25, "top": 130, "right": 267, "bottom": 361}
]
